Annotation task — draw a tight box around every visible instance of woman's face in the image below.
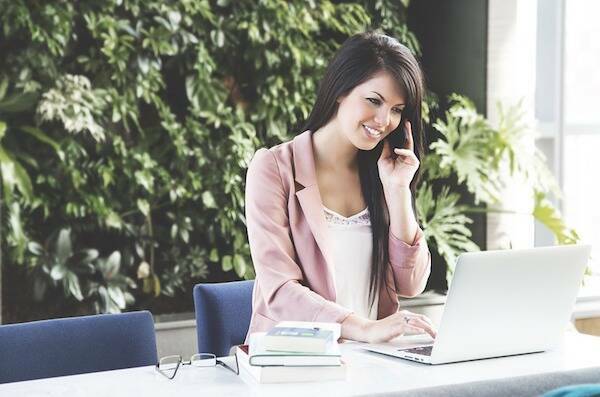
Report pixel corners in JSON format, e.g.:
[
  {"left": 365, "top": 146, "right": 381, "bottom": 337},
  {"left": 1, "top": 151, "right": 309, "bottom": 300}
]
[{"left": 335, "top": 71, "right": 406, "bottom": 151}]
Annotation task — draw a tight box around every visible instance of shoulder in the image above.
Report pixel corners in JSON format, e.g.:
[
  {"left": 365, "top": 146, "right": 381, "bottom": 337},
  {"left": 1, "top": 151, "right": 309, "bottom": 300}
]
[{"left": 247, "top": 139, "right": 295, "bottom": 181}]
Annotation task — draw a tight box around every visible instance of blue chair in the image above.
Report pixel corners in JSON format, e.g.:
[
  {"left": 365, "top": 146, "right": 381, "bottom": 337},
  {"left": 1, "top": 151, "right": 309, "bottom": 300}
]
[
  {"left": 0, "top": 311, "right": 157, "bottom": 384},
  {"left": 543, "top": 384, "right": 600, "bottom": 397},
  {"left": 193, "top": 280, "right": 254, "bottom": 357}
]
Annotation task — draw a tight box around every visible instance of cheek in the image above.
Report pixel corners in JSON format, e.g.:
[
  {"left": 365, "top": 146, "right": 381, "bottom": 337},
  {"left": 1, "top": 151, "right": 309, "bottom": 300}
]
[{"left": 339, "top": 99, "right": 369, "bottom": 124}]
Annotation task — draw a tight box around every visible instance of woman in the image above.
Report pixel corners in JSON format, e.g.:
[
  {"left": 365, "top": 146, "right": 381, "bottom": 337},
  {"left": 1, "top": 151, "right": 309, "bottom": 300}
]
[{"left": 245, "top": 32, "right": 436, "bottom": 343}]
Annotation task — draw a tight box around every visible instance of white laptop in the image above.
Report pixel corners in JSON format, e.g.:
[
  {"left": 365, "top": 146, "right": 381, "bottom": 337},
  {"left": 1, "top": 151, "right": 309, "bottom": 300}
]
[{"left": 364, "top": 245, "right": 591, "bottom": 364}]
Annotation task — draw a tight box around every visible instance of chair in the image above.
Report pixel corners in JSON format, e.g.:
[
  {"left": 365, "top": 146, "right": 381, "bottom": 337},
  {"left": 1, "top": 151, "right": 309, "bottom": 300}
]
[
  {"left": 193, "top": 280, "right": 254, "bottom": 357},
  {"left": 543, "top": 384, "right": 600, "bottom": 397},
  {"left": 0, "top": 311, "right": 157, "bottom": 384}
]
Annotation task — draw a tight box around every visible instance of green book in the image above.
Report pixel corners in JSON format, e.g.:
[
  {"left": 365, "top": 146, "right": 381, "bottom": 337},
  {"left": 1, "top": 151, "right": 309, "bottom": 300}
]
[
  {"left": 249, "top": 332, "right": 341, "bottom": 366},
  {"left": 263, "top": 326, "right": 335, "bottom": 354}
]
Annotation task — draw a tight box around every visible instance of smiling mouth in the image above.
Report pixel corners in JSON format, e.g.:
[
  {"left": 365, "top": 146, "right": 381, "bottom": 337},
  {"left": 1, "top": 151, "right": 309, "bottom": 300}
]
[{"left": 363, "top": 124, "right": 383, "bottom": 138}]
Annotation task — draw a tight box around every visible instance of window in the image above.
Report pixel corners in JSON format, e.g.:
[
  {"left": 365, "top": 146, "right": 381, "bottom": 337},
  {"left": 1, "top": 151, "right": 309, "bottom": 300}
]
[{"left": 536, "top": 0, "right": 600, "bottom": 296}]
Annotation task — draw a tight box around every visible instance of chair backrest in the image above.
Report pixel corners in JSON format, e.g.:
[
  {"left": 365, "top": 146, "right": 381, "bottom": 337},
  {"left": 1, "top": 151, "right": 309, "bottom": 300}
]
[
  {"left": 0, "top": 311, "right": 157, "bottom": 384},
  {"left": 543, "top": 384, "right": 600, "bottom": 397},
  {"left": 193, "top": 280, "right": 254, "bottom": 357}
]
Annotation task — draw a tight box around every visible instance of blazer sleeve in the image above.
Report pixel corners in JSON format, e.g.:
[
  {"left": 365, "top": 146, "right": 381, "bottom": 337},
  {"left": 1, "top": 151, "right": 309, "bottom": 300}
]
[
  {"left": 388, "top": 228, "right": 432, "bottom": 298},
  {"left": 245, "top": 148, "right": 353, "bottom": 323}
]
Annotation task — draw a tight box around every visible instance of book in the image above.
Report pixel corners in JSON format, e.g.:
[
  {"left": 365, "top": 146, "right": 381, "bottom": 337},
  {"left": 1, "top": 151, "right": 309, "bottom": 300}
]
[
  {"left": 264, "top": 326, "right": 334, "bottom": 354},
  {"left": 249, "top": 332, "right": 341, "bottom": 366},
  {"left": 274, "top": 321, "right": 342, "bottom": 340},
  {"left": 236, "top": 345, "right": 347, "bottom": 384}
]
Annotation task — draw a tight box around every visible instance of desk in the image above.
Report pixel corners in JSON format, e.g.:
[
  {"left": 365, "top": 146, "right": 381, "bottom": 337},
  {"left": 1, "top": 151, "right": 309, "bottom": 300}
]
[{"left": 2, "top": 332, "right": 600, "bottom": 397}]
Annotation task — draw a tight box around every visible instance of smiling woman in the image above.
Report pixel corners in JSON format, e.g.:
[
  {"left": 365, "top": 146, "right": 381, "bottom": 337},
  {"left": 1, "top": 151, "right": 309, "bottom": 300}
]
[{"left": 244, "top": 32, "right": 434, "bottom": 344}]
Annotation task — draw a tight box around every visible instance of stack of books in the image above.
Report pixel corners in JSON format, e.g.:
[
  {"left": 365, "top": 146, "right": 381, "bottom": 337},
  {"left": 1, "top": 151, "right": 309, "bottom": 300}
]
[{"left": 235, "top": 321, "right": 346, "bottom": 383}]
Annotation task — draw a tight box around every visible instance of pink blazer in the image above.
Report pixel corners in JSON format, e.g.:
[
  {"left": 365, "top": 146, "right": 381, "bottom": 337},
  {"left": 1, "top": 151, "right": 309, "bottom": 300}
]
[{"left": 244, "top": 130, "right": 431, "bottom": 340}]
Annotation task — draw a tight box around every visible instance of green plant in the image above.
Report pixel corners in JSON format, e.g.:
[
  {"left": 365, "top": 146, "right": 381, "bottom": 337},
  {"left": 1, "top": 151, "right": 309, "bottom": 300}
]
[
  {"left": 88, "top": 251, "right": 137, "bottom": 314},
  {"left": 420, "top": 95, "right": 578, "bottom": 277},
  {"left": 2, "top": 1, "right": 425, "bottom": 320},
  {"left": 0, "top": 77, "right": 63, "bottom": 261},
  {"left": 27, "top": 228, "right": 136, "bottom": 313}
]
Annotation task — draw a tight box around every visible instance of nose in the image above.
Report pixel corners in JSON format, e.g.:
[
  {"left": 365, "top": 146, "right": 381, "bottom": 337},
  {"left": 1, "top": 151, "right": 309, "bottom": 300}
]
[{"left": 373, "top": 108, "right": 391, "bottom": 129}]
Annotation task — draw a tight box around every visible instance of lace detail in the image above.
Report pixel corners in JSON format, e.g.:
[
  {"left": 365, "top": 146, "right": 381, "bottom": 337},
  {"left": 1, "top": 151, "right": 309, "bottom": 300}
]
[{"left": 324, "top": 206, "right": 371, "bottom": 226}]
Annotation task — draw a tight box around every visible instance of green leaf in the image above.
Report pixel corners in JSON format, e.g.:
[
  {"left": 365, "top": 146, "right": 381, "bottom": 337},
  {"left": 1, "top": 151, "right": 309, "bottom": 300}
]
[
  {"left": 533, "top": 192, "right": 579, "bottom": 245},
  {"left": 68, "top": 249, "right": 100, "bottom": 267},
  {"left": 0, "top": 77, "right": 8, "bottom": 100},
  {"left": 209, "top": 248, "right": 219, "bottom": 262},
  {"left": 98, "top": 286, "right": 110, "bottom": 313},
  {"left": 27, "top": 241, "right": 45, "bottom": 256},
  {"left": 416, "top": 183, "right": 479, "bottom": 277},
  {"left": 0, "top": 121, "right": 6, "bottom": 139},
  {"left": 104, "top": 251, "right": 122, "bottom": 279},
  {"left": 20, "top": 126, "right": 63, "bottom": 157},
  {"left": 0, "top": 91, "right": 38, "bottom": 113},
  {"left": 202, "top": 191, "right": 216, "bottom": 208},
  {"left": 142, "top": 274, "right": 161, "bottom": 297},
  {"left": 7, "top": 202, "right": 27, "bottom": 260},
  {"left": 137, "top": 199, "right": 150, "bottom": 216},
  {"left": 12, "top": 158, "right": 33, "bottom": 201},
  {"left": 0, "top": 145, "right": 33, "bottom": 202},
  {"left": 50, "top": 264, "right": 68, "bottom": 280},
  {"left": 108, "top": 285, "right": 126, "bottom": 309},
  {"left": 222, "top": 255, "right": 233, "bottom": 271},
  {"left": 233, "top": 254, "right": 246, "bottom": 277},
  {"left": 134, "top": 170, "right": 154, "bottom": 192},
  {"left": 105, "top": 212, "right": 123, "bottom": 229},
  {"left": 65, "top": 271, "right": 84, "bottom": 301},
  {"left": 56, "top": 229, "right": 73, "bottom": 264},
  {"left": 33, "top": 276, "right": 48, "bottom": 301}
]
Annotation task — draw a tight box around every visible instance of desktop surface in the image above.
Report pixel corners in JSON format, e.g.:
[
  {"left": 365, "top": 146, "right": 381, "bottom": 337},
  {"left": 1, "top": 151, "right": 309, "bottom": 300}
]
[{"left": 2, "top": 331, "right": 600, "bottom": 397}]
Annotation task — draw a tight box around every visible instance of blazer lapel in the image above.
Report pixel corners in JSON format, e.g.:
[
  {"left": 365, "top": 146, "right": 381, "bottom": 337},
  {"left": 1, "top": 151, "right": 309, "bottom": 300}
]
[{"left": 293, "top": 131, "right": 337, "bottom": 300}]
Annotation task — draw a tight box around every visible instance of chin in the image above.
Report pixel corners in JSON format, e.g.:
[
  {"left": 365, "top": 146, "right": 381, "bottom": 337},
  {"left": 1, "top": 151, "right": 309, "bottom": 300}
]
[
  {"left": 356, "top": 142, "right": 378, "bottom": 151},
  {"left": 352, "top": 136, "right": 380, "bottom": 151}
]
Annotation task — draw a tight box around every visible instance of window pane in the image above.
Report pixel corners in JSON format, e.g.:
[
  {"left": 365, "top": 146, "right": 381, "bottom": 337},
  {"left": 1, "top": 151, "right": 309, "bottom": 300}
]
[
  {"left": 564, "top": 0, "right": 600, "bottom": 125},
  {"left": 563, "top": 134, "right": 600, "bottom": 277}
]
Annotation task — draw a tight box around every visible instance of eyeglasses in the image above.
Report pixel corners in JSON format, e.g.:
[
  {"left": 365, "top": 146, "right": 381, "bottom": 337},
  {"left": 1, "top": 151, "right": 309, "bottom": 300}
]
[{"left": 155, "top": 353, "right": 239, "bottom": 380}]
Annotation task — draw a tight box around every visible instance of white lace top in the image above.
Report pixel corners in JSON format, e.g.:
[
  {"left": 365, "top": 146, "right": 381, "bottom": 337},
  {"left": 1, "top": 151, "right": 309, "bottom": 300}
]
[{"left": 324, "top": 206, "right": 379, "bottom": 320}]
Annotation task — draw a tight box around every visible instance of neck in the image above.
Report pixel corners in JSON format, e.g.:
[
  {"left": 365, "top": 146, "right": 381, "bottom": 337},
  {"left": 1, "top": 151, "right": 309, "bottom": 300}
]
[{"left": 312, "top": 121, "right": 359, "bottom": 172}]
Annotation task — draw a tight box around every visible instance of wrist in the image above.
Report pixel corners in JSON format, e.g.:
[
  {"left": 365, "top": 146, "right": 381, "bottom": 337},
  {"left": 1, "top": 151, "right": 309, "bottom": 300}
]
[
  {"left": 384, "top": 186, "right": 413, "bottom": 214},
  {"left": 341, "top": 314, "right": 374, "bottom": 342},
  {"left": 383, "top": 184, "right": 412, "bottom": 196}
]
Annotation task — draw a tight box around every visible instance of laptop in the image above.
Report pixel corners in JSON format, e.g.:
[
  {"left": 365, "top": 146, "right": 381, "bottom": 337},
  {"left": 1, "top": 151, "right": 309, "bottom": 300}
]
[{"left": 364, "top": 245, "right": 591, "bottom": 364}]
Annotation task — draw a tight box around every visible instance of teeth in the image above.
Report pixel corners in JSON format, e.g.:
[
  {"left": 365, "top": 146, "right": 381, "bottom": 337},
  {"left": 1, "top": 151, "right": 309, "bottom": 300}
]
[{"left": 364, "top": 125, "right": 382, "bottom": 137}]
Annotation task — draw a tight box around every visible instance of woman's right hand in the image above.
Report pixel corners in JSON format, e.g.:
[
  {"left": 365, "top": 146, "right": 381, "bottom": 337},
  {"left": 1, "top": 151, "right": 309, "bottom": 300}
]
[
  {"left": 364, "top": 310, "right": 437, "bottom": 343},
  {"left": 342, "top": 310, "right": 437, "bottom": 343}
]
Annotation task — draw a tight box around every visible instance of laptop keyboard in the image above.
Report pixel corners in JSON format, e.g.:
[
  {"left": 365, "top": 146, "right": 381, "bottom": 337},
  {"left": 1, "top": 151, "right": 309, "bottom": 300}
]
[{"left": 400, "top": 345, "right": 433, "bottom": 356}]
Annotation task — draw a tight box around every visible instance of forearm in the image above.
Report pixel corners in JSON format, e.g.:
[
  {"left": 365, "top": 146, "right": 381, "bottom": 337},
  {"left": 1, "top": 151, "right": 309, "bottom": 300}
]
[{"left": 385, "top": 186, "right": 418, "bottom": 244}]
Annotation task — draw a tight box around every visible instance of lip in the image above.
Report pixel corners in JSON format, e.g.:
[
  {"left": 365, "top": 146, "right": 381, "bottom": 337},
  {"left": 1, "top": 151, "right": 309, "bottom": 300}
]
[{"left": 363, "top": 124, "right": 383, "bottom": 139}]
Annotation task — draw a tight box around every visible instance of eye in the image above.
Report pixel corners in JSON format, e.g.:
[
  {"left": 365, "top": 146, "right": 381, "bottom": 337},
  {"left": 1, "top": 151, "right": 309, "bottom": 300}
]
[
  {"left": 392, "top": 107, "right": 403, "bottom": 115},
  {"left": 366, "top": 97, "right": 381, "bottom": 105}
]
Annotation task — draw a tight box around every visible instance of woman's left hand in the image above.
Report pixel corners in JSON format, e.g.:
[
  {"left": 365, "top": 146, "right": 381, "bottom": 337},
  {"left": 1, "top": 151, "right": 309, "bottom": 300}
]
[{"left": 378, "top": 120, "right": 420, "bottom": 190}]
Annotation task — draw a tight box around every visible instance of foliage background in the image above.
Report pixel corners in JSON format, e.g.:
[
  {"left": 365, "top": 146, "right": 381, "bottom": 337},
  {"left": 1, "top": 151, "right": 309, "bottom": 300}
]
[
  {"left": 0, "top": 0, "right": 574, "bottom": 322},
  {"left": 0, "top": 0, "right": 422, "bottom": 321}
]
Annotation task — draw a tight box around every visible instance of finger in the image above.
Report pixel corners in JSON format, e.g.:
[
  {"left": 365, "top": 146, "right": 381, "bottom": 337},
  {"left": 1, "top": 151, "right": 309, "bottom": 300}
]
[
  {"left": 404, "top": 121, "right": 414, "bottom": 151},
  {"left": 407, "top": 318, "right": 437, "bottom": 338},
  {"left": 400, "top": 311, "right": 434, "bottom": 328},
  {"left": 394, "top": 311, "right": 431, "bottom": 331},
  {"left": 393, "top": 149, "right": 419, "bottom": 165},
  {"left": 411, "top": 313, "right": 434, "bottom": 327},
  {"left": 379, "top": 138, "right": 392, "bottom": 161}
]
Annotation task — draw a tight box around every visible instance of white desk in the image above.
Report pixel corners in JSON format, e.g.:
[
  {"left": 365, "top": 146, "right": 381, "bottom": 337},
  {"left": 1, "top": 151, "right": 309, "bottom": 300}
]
[{"left": 2, "top": 332, "right": 600, "bottom": 397}]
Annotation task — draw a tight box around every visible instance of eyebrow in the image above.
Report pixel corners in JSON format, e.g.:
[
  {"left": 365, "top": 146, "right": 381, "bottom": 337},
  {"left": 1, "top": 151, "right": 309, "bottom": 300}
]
[{"left": 371, "top": 91, "right": 405, "bottom": 108}]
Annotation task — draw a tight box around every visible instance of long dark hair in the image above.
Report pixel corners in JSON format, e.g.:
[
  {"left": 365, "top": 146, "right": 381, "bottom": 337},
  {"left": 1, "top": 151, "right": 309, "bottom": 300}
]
[{"left": 302, "top": 32, "right": 426, "bottom": 310}]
